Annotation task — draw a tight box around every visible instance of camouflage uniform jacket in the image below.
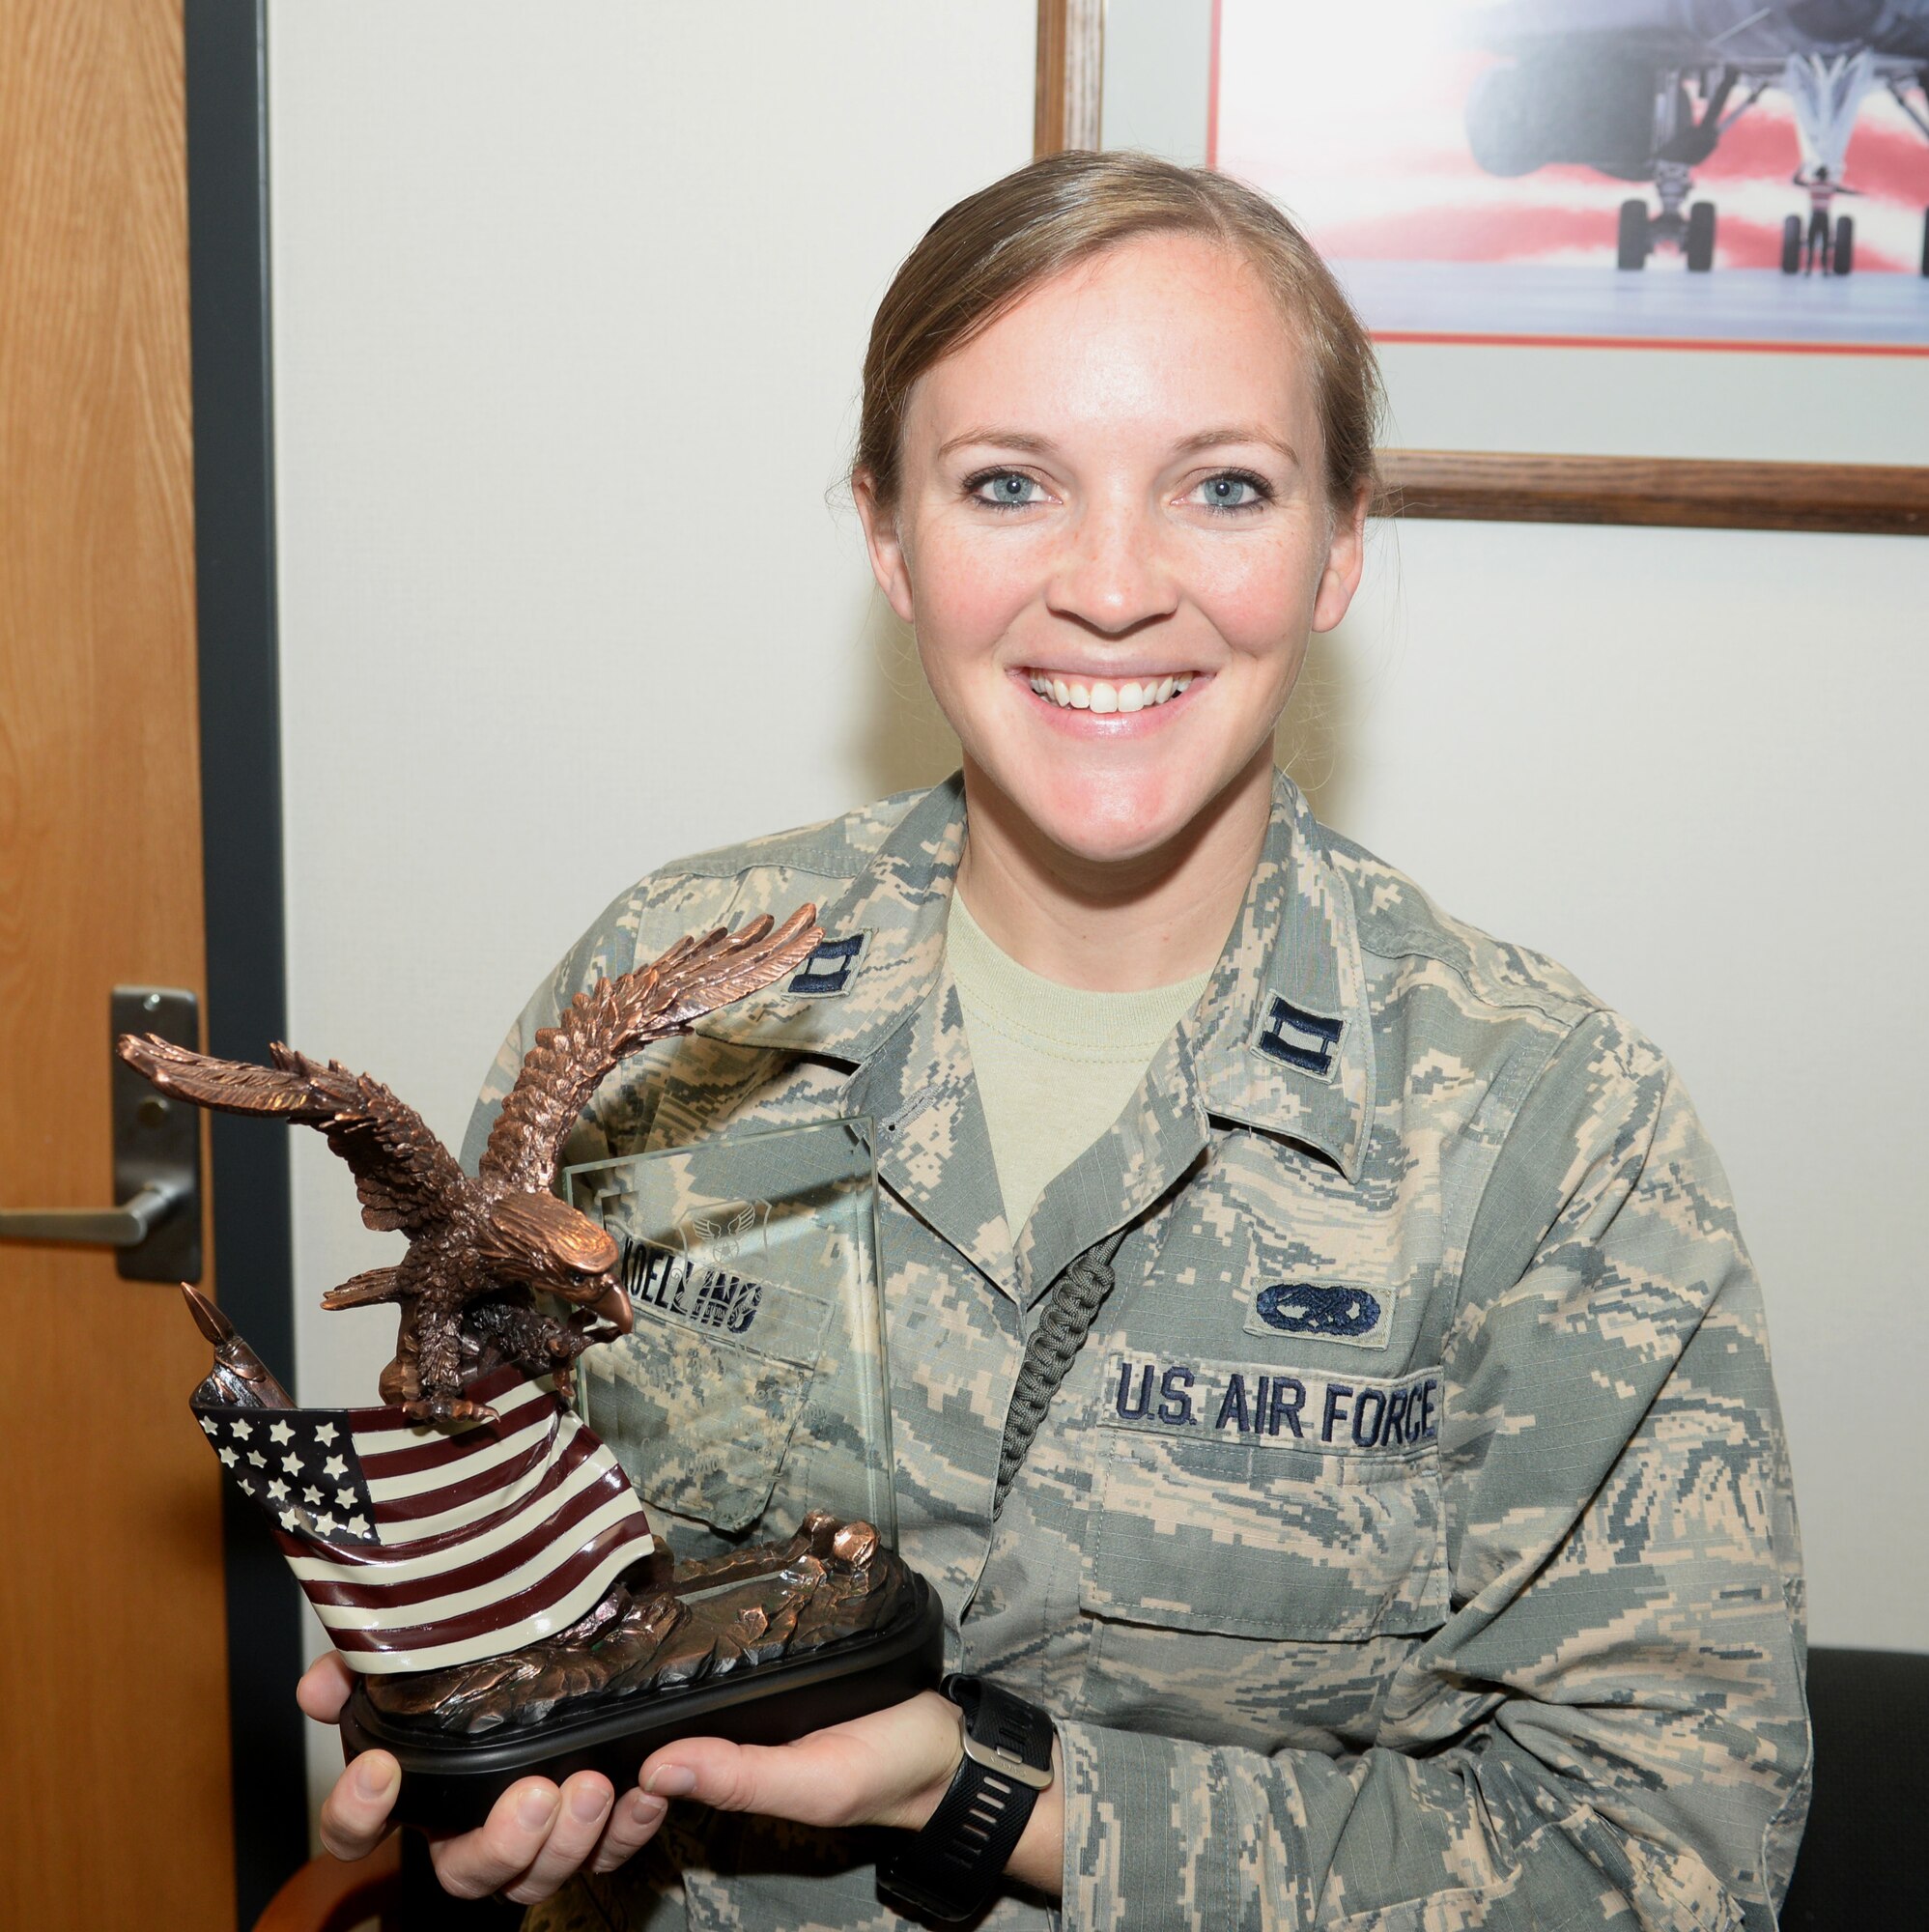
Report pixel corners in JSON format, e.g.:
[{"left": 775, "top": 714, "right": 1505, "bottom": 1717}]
[{"left": 468, "top": 771, "right": 1808, "bottom": 1932}]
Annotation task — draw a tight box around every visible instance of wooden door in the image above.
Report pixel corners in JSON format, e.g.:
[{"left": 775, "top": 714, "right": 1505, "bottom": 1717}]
[{"left": 0, "top": 1, "right": 236, "bottom": 1925}]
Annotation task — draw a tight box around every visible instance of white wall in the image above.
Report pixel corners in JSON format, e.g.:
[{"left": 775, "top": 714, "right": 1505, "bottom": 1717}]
[
  {"left": 1295, "top": 520, "right": 1928, "bottom": 1656},
  {"left": 266, "top": 0, "right": 1034, "bottom": 1821},
  {"left": 266, "top": 0, "right": 1924, "bottom": 1826},
  {"left": 1105, "top": 11, "right": 1929, "bottom": 1660}
]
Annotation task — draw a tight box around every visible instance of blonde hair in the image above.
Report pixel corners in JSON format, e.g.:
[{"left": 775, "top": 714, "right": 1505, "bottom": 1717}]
[{"left": 855, "top": 151, "right": 1382, "bottom": 513}]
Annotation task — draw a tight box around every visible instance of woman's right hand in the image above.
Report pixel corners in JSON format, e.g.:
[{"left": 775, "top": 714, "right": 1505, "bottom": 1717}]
[{"left": 298, "top": 1651, "right": 668, "bottom": 1904}]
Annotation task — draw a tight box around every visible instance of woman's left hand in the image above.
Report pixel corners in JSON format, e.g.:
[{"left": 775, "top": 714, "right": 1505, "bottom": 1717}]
[
  {"left": 635, "top": 1690, "right": 1064, "bottom": 1894},
  {"left": 640, "top": 1689, "right": 957, "bottom": 1831}
]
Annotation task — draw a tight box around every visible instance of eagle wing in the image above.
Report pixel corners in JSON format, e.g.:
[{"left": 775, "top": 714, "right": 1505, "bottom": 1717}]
[
  {"left": 480, "top": 904, "right": 820, "bottom": 1194},
  {"left": 118, "top": 1035, "right": 467, "bottom": 1236}
]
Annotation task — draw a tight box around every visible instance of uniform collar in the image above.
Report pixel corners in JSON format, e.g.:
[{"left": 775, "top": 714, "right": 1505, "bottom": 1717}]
[
  {"left": 1187, "top": 770, "right": 1376, "bottom": 1181},
  {"left": 690, "top": 767, "right": 1375, "bottom": 1182}
]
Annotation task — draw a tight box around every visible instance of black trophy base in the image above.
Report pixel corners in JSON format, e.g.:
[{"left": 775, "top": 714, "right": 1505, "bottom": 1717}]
[{"left": 341, "top": 1569, "right": 943, "bottom": 1832}]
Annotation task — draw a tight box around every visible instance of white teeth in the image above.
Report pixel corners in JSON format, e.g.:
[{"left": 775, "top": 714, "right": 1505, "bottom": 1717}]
[{"left": 1027, "top": 672, "right": 1196, "bottom": 712}]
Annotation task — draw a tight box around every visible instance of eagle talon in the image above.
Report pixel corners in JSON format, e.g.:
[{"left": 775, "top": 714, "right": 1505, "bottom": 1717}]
[{"left": 405, "top": 1394, "right": 498, "bottom": 1425}]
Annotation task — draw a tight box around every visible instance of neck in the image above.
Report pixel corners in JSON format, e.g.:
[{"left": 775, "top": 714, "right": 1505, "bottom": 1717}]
[{"left": 954, "top": 749, "right": 1274, "bottom": 991}]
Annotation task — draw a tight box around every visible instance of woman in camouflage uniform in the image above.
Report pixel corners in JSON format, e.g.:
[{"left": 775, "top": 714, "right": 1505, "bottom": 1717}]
[{"left": 307, "top": 153, "right": 1809, "bottom": 1930}]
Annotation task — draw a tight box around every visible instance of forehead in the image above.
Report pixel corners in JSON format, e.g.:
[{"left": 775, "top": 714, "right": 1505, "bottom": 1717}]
[{"left": 907, "top": 231, "right": 1316, "bottom": 446}]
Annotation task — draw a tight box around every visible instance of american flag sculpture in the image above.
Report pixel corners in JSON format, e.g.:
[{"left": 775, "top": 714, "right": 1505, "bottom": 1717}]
[
  {"left": 132, "top": 908, "right": 820, "bottom": 1680},
  {"left": 187, "top": 1294, "right": 659, "bottom": 1673}
]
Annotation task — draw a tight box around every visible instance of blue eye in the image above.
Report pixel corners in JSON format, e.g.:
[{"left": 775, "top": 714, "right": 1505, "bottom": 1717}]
[
  {"left": 969, "top": 470, "right": 1043, "bottom": 509},
  {"left": 1196, "top": 471, "right": 1267, "bottom": 510}
]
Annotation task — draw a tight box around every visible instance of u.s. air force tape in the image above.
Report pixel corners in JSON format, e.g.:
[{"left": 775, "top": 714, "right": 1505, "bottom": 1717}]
[{"left": 1098, "top": 1352, "right": 1440, "bottom": 1457}]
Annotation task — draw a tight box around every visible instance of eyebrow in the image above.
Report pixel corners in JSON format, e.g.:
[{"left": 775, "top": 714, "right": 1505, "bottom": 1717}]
[
  {"left": 1172, "top": 424, "right": 1302, "bottom": 465},
  {"left": 935, "top": 428, "right": 1058, "bottom": 461},
  {"left": 935, "top": 424, "right": 1301, "bottom": 466}
]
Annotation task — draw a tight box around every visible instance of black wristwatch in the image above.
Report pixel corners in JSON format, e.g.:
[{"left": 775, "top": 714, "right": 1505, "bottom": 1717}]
[{"left": 877, "top": 1674, "right": 1056, "bottom": 1922}]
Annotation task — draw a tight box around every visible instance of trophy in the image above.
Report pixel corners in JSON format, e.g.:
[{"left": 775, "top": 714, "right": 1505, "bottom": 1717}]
[{"left": 120, "top": 909, "right": 943, "bottom": 1829}]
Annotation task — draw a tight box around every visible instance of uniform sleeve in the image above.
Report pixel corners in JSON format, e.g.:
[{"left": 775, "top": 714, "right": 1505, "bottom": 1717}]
[{"left": 1053, "top": 1011, "right": 1809, "bottom": 1932}]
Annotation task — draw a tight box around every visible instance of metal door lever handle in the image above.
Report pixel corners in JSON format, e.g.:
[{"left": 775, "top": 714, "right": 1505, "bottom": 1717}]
[
  {"left": 0, "top": 1179, "right": 184, "bottom": 1247},
  {"left": 0, "top": 986, "right": 204, "bottom": 1281}
]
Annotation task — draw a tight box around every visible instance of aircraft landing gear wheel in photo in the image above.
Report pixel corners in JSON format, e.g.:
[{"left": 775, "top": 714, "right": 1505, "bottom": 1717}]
[
  {"left": 1617, "top": 197, "right": 1649, "bottom": 270},
  {"left": 1832, "top": 213, "right": 1855, "bottom": 275},
  {"left": 1686, "top": 200, "right": 1716, "bottom": 272},
  {"left": 1781, "top": 214, "right": 1802, "bottom": 275}
]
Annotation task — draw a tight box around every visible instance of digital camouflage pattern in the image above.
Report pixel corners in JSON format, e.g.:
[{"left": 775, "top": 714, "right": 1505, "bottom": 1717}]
[{"left": 470, "top": 773, "right": 1808, "bottom": 1932}]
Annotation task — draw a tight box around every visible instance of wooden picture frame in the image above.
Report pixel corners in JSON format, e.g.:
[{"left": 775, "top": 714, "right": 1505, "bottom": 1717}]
[{"left": 1033, "top": 0, "right": 1927, "bottom": 536}]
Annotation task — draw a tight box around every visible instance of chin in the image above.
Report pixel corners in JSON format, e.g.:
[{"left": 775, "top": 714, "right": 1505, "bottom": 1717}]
[{"left": 1018, "top": 768, "right": 1207, "bottom": 868}]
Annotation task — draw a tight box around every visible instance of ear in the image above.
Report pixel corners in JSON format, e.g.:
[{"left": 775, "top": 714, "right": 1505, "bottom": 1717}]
[
  {"left": 852, "top": 468, "right": 917, "bottom": 625},
  {"left": 1310, "top": 482, "right": 1372, "bottom": 635}
]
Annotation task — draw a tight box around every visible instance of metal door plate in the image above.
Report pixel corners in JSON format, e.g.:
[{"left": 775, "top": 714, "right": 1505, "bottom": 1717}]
[{"left": 112, "top": 987, "right": 203, "bottom": 1282}]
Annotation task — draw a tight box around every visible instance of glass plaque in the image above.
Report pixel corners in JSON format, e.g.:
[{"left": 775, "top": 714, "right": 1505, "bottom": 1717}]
[{"left": 566, "top": 1116, "right": 898, "bottom": 1563}]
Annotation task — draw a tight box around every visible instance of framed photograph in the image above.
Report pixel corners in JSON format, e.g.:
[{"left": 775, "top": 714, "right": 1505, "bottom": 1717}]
[{"left": 1038, "top": 0, "right": 1929, "bottom": 532}]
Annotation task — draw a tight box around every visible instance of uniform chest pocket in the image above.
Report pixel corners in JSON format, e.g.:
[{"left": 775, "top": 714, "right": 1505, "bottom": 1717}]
[
  {"left": 584, "top": 1320, "right": 815, "bottom": 1535},
  {"left": 1082, "top": 1352, "right": 1449, "bottom": 1643},
  {"left": 582, "top": 1272, "right": 834, "bottom": 1539}
]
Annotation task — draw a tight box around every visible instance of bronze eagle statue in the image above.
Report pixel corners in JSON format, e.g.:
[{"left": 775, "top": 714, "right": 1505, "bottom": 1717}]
[{"left": 118, "top": 906, "right": 819, "bottom": 1422}]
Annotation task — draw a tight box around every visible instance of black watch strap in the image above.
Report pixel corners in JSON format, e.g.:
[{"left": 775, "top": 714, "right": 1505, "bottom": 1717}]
[{"left": 877, "top": 1675, "right": 1055, "bottom": 1922}]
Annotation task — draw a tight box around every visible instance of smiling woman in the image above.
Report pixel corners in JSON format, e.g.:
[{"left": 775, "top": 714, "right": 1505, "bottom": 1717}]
[
  {"left": 851, "top": 205, "right": 1373, "bottom": 981},
  {"left": 300, "top": 151, "right": 1809, "bottom": 1932}
]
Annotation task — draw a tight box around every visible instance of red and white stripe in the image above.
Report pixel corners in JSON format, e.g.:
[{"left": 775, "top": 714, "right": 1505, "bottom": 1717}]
[{"left": 277, "top": 1369, "right": 656, "bottom": 1675}]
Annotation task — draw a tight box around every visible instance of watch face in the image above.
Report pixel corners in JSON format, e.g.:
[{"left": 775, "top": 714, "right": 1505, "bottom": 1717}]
[{"left": 878, "top": 1679, "right": 1055, "bottom": 1919}]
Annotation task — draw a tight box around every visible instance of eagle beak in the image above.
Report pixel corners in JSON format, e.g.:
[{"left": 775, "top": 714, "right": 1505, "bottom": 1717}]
[{"left": 582, "top": 1278, "right": 631, "bottom": 1339}]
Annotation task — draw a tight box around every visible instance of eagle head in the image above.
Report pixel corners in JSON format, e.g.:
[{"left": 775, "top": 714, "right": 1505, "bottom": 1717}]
[{"left": 479, "top": 1193, "right": 631, "bottom": 1336}]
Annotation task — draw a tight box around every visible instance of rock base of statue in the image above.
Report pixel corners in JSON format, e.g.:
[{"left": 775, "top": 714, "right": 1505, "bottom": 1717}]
[{"left": 340, "top": 1509, "right": 943, "bottom": 1830}]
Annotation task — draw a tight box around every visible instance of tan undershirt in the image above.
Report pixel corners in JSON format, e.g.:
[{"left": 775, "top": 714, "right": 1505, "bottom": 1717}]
[{"left": 945, "top": 893, "right": 1211, "bottom": 1236}]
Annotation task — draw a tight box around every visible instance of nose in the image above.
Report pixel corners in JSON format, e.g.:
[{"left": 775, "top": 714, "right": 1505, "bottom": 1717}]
[{"left": 1045, "top": 491, "right": 1177, "bottom": 639}]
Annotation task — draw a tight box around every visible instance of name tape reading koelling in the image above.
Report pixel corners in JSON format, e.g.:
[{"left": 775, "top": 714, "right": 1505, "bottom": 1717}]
[
  {"left": 621, "top": 1236, "right": 765, "bottom": 1337},
  {"left": 1104, "top": 1353, "right": 1440, "bottom": 1455}
]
